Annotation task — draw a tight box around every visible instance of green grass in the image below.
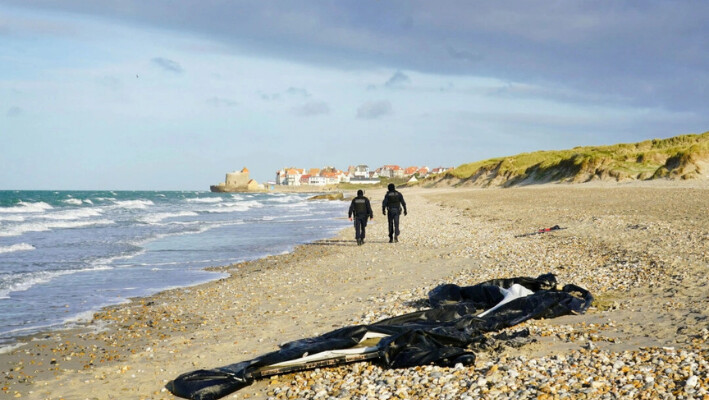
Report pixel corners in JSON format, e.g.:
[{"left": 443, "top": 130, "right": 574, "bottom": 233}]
[{"left": 442, "top": 131, "right": 709, "bottom": 184}]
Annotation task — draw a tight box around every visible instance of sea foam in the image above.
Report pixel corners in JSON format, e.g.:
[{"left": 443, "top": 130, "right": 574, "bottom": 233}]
[
  {"left": 0, "top": 201, "right": 53, "bottom": 214},
  {"left": 204, "top": 199, "right": 263, "bottom": 213},
  {"left": 186, "top": 197, "right": 223, "bottom": 203},
  {"left": 139, "top": 211, "right": 199, "bottom": 224},
  {"left": 42, "top": 208, "right": 103, "bottom": 221},
  {"left": 0, "top": 243, "right": 35, "bottom": 254},
  {"left": 0, "top": 265, "right": 113, "bottom": 299},
  {"left": 0, "top": 219, "right": 115, "bottom": 237},
  {"left": 112, "top": 199, "right": 154, "bottom": 209}
]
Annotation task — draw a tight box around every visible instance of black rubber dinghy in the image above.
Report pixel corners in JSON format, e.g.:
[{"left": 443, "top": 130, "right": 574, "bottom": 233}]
[{"left": 167, "top": 273, "right": 593, "bottom": 400}]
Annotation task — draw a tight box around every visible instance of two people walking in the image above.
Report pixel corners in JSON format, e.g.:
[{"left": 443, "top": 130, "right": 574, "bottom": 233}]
[{"left": 348, "top": 184, "right": 407, "bottom": 245}]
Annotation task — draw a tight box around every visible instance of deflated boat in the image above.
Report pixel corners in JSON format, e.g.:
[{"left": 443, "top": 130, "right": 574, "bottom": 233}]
[{"left": 167, "top": 273, "right": 593, "bottom": 400}]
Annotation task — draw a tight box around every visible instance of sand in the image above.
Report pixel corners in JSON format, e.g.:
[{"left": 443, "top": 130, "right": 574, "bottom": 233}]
[{"left": 1, "top": 181, "right": 707, "bottom": 399}]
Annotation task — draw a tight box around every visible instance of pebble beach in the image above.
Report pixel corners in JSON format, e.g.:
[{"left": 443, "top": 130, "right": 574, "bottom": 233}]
[{"left": 2, "top": 182, "right": 708, "bottom": 399}]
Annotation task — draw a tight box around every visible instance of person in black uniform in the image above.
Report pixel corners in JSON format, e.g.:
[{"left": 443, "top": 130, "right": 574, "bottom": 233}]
[
  {"left": 382, "top": 183, "right": 407, "bottom": 243},
  {"left": 348, "top": 189, "right": 373, "bottom": 245}
]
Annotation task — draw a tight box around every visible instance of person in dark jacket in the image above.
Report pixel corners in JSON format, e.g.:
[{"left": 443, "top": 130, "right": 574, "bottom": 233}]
[
  {"left": 382, "top": 183, "right": 407, "bottom": 243},
  {"left": 348, "top": 189, "right": 373, "bottom": 245}
]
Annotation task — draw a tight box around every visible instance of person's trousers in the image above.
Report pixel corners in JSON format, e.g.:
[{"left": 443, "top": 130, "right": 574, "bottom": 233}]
[
  {"left": 354, "top": 216, "right": 368, "bottom": 239},
  {"left": 387, "top": 207, "right": 401, "bottom": 238}
]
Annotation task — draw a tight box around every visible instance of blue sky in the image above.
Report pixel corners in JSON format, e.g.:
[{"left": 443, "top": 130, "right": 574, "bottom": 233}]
[{"left": 2, "top": 1, "right": 708, "bottom": 190}]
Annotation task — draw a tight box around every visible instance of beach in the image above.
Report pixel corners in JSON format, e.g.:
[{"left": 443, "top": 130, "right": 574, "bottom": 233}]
[{"left": 2, "top": 182, "right": 708, "bottom": 399}]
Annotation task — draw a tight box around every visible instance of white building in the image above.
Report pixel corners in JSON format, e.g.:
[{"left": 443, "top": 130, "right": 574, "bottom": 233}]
[
  {"left": 309, "top": 176, "right": 327, "bottom": 186},
  {"left": 353, "top": 165, "right": 370, "bottom": 178}
]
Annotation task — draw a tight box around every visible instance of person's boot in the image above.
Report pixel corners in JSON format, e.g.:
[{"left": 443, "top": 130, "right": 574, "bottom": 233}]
[
  {"left": 394, "top": 235, "right": 399, "bottom": 243},
  {"left": 357, "top": 238, "right": 362, "bottom": 245},
  {"left": 389, "top": 237, "right": 393, "bottom": 243}
]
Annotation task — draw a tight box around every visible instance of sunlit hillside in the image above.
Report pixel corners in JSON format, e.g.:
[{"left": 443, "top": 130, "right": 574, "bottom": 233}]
[{"left": 422, "top": 132, "right": 709, "bottom": 188}]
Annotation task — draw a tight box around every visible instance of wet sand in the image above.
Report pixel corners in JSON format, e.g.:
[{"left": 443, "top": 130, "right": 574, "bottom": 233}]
[{"left": 1, "top": 181, "right": 707, "bottom": 399}]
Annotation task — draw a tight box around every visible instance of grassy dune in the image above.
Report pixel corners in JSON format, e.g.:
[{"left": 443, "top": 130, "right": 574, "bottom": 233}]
[{"left": 424, "top": 131, "right": 709, "bottom": 187}]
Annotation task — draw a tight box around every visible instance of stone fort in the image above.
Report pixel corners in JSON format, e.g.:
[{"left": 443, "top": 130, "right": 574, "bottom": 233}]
[{"left": 210, "top": 167, "right": 262, "bottom": 192}]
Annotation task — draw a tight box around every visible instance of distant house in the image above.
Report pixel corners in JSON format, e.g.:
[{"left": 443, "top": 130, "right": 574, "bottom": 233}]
[
  {"left": 431, "top": 167, "right": 453, "bottom": 174},
  {"left": 286, "top": 168, "right": 304, "bottom": 186},
  {"left": 337, "top": 170, "right": 350, "bottom": 183},
  {"left": 404, "top": 166, "right": 418, "bottom": 176},
  {"left": 353, "top": 165, "right": 370, "bottom": 178},
  {"left": 380, "top": 165, "right": 404, "bottom": 178},
  {"left": 275, "top": 169, "right": 287, "bottom": 185},
  {"left": 309, "top": 175, "right": 327, "bottom": 186},
  {"left": 417, "top": 166, "right": 430, "bottom": 178},
  {"left": 300, "top": 174, "right": 311, "bottom": 185},
  {"left": 321, "top": 171, "right": 340, "bottom": 185},
  {"left": 350, "top": 176, "right": 380, "bottom": 184}
]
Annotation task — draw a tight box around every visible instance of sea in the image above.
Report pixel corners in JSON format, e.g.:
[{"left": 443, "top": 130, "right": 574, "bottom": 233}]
[{"left": 0, "top": 190, "right": 349, "bottom": 348}]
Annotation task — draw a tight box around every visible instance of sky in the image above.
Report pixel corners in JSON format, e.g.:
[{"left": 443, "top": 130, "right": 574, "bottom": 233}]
[{"left": 1, "top": 1, "right": 708, "bottom": 190}]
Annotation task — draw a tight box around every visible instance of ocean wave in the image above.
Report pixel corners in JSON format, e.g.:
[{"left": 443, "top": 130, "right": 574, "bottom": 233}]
[
  {"left": 62, "top": 198, "right": 83, "bottom": 206},
  {"left": 0, "top": 215, "right": 25, "bottom": 222},
  {"left": 42, "top": 208, "right": 103, "bottom": 221},
  {"left": 0, "top": 201, "right": 53, "bottom": 214},
  {"left": 139, "top": 211, "right": 199, "bottom": 224},
  {"left": 203, "top": 199, "right": 263, "bottom": 213},
  {"left": 0, "top": 265, "right": 113, "bottom": 299},
  {"left": 0, "top": 343, "right": 25, "bottom": 354},
  {"left": 0, "top": 219, "right": 115, "bottom": 237},
  {"left": 268, "top": 195, "right": 303, "bottom": 203},
  {"left": 90, "top": 247, "right": 147, "bottom": 268},
  {"left": 0, "top": 243, "right": 35, "bottom": 254},
  {"left": 112, "top": 199, "right": 154, "bottom": 209},
  {"left": 61, "top": 198, "right": 94, "bottom": 206},
  {"left": 186, "top": 197, "right": 223, "bottom": 203}
]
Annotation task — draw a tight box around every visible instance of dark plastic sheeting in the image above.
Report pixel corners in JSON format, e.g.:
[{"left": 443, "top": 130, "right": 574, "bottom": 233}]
[{"left": 167, "top": 273, "right": 593, "bottom": 400}]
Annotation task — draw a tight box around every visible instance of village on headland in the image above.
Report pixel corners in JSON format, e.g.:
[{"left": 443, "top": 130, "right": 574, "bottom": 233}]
[{"left": 209, "top": 164, "right": 454, "bottom": 192}]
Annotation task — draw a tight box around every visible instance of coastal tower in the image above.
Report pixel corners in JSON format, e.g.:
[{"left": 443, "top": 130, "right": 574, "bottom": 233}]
[
  {"left": 210, "top": 167, "right": 263, "bottom": 192},
  {"left": 225, "top": 167, "right": 250, "bottom": 187}
]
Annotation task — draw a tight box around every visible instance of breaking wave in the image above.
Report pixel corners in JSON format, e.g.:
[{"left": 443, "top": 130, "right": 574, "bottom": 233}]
[
  {"left": 0, "top": 219, "right": 115, "bottom": 237},
  {"left": 140, "top": 211, "right": 199, "bottom": 224},
  {"left": 186, "top": 197, "right": 223, "bottom": 203},
  {"left": 0, "top": 201, "right": 53, "bottom": 214},
  {"left": 0, "top": 243, "right": 35, "bottom": 254},
  {"left": 203, "top": 200, "right": 263, "bottom": 213},
  {"left": 0, "top": 265, "right": 113, "bottom": 299},
  {"left": 111, "top": 200, "right": 154, "bottom": 209},
  {"left": 43, "top": 208, "right": 103, "bottom": 221}
]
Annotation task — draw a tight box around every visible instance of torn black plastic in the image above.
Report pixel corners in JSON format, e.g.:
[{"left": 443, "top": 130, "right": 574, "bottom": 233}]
[{"left": 167, "top": 273, "right": 592, "bottom": 400}]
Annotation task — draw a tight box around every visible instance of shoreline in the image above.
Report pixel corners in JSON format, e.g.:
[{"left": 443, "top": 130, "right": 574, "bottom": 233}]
[
  {"left": 2, "top": 182, "right": 707, "bottom": 399},
  {"left": 0, "top": 190, "right": 353, "bottom": 352}
]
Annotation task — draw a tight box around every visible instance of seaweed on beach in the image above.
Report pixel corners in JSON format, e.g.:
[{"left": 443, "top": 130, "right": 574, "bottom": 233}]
[{"left": 167, "top": 273, "right": 593, "bottom": 400}]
